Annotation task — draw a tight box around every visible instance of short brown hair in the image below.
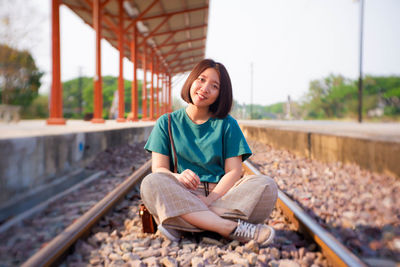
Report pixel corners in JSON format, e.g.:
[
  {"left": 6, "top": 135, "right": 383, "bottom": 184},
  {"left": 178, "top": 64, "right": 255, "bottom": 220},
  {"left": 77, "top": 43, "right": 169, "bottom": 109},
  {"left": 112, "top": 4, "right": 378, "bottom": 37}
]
[{"left": 181, "top": 59, "right": 232, "bottom": 118}]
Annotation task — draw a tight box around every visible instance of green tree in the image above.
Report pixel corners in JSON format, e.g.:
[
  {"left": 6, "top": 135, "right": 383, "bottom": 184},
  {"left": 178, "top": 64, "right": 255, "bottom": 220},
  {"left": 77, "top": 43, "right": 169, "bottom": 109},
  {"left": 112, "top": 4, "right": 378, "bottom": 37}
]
[
  {"left": 62, "top": 76, "right": 143, "bottom": 119},
  {"left": 302, "top": 74, "right": 400, "bottom": 119},
  {"left": 0, "top": 44, "right": 43, "bottom": 106},
  {"left": 22, "top": 94, "right": 48, "bottom": 119}
]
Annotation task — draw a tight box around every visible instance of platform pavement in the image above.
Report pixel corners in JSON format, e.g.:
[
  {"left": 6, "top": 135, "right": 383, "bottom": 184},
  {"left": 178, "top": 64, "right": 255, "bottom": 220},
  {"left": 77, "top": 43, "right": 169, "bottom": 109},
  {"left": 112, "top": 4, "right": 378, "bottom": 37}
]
[
  {"left": 238, "top": 120, "right": 400, "bottom": 143},
  {"left": 1, "top": 119, "right": 399, "bottom": 142},
  {"left": 0, "top": 119, "right": 156, "bottom": 139}
]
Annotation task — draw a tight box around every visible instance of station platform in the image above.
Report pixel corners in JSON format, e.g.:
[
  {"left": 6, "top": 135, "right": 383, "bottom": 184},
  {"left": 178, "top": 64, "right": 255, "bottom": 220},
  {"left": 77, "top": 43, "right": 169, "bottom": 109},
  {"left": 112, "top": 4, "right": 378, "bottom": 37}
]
[
  {"left": 1, "top": 119, "right": 399, "bottom": 223},
  {"left": 2, "top": 119, "right": 399, "bottom": 141},
  {"left": 238, "top": 120, "right": 400, "bottom": 143},
  {"left": 0, "top": 119, "right": 155, "bottom": 139}
]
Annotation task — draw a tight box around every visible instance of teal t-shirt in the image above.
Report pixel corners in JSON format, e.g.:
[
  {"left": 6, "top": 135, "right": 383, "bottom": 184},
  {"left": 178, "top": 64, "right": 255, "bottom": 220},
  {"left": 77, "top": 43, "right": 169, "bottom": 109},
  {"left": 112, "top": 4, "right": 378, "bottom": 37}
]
[{"left": 144, "top": 108, "right": 252, "bottom": 183}]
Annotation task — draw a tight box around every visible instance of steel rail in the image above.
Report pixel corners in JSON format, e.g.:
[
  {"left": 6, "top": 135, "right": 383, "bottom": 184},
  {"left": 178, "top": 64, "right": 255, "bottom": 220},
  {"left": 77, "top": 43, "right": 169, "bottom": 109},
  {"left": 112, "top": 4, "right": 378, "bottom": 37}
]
[
  {"left": 21, "top": 160, "right": 152, "bottom": 267},
  {"left": 243, "top": 160, "right": 367, "bottom": 267}
]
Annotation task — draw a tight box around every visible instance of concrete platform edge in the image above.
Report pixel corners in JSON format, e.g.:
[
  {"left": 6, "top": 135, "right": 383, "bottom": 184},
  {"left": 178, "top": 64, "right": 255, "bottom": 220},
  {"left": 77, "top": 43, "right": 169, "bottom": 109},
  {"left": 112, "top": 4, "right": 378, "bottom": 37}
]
[
  {"left": 240, "top": 125, "right": 400, "bottom": 179},
  {"left": 0, "top": 125, "right": 154, "bottom": 214}
]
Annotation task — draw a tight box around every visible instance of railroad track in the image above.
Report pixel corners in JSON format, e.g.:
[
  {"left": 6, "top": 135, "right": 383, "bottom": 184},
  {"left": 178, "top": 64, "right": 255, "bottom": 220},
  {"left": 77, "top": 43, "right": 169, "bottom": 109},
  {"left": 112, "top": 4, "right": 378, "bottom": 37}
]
[
  {"left": 20, "top": 159, "right": 368, "bottom": 267},
  {"left": 243, "top": 161, "right": 366, "bottom": 267}
]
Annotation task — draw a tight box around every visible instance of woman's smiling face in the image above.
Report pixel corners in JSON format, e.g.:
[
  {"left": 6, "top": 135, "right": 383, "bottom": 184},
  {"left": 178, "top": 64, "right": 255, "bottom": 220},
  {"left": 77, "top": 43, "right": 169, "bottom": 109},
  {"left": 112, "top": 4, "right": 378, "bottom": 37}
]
[{"left": 189, "top": 67, "right": 220, "bottom": 109}]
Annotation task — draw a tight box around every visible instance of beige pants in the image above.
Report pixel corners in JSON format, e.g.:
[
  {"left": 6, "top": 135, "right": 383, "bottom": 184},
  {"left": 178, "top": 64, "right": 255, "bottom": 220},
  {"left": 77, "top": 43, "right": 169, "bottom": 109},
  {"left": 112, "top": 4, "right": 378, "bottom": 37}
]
[{"left": 140, "top": 172, "right": 278, "bottom": 232}]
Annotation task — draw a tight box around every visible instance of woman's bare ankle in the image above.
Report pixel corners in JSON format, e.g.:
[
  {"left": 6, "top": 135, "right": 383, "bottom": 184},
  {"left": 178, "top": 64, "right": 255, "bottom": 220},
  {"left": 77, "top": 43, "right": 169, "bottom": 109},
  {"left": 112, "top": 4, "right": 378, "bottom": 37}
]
[{"left": 219, "top": 219, "right": 238, "bottom": 237}]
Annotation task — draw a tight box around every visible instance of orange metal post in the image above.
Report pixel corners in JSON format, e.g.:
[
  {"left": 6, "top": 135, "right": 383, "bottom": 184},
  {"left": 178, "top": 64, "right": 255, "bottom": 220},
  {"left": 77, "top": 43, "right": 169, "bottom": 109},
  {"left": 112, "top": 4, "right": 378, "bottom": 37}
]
[
  {"left": 160, "top": 71, "right": 164, "bottom": 114},
  {"left": 155, "top": 57, "right": 160, "bottom": 118},
  {"left": 116, "top": 0, "right": 125, "bottom": 122},
  {"left": 150, "top": 49, "right": 155, "bottom": 120},
  {"left": 163, "top": 70, "right": 167, "bottom": 114},
  {"left": 164, "top": 70, "right": 169, "bottom": 112},
  {"left": 131, "top": 25, "right": 138, "bottom": 121},
  {"left": 169, "top": 74, "right": 172, "bottom": 112},
  {"left": 47, "top": 0, "right": 65, "bottom": 125},
  {"left": 166, "top": 74, "right": 170, "bottom": 112},
  {"left": 142, "top": 43, "right": 148, "bottom": 119},
  {"left": 92, "top": 0, "right": 105, "bottom": 123}
]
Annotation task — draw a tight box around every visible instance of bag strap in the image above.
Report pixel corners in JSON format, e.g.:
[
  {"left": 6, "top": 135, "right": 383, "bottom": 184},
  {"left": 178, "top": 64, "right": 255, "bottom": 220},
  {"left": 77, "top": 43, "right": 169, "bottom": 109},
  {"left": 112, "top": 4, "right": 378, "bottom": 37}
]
[{"left": 168, "top": 113, "right": 178, "bottom": 173}]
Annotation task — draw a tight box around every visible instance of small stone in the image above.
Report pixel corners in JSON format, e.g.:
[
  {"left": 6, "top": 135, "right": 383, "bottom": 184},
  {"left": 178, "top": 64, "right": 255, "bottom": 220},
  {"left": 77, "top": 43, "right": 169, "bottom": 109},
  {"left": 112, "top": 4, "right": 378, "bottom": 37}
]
[
  {"left": 227, "top": 240, "right": 240, "bottom": 250},
  {"left": 143, "top": 256, "right": 160, "bottom": 266},
  {"left": 137, "top": 237, "right": 152, "bottom": 247},
  {"left": 89, "top": 256, "right": 102, "bottom": 265},
  {"left": 235, "top": 245, "right": 245, "bottom": 254},
  {"left": 222, "top": 253, "right": 249, "bottom": 266},
  {"left": 177, "top": 254, "right": 192, "bottom": 267},
  {"left": 182, "top": 243, "right": 197, "bottom": 251},
  {"left": 244, "top": 240, "right": 259, "bottom": 253},
  {"left": 270, "top": 247, "right": 281, "bottom": 260},
  {"left": 160, "top": 247, "right": 169, "bottom": 257},
  {"left": 137, "top": 248, "right": 161, "bottom": 258},
  {"left": 122, "top": 252, "right": 140, "bottom": 261},
  {"left": 110, "top": 230, "right": 119, "bottom": 238},
  {"left": 109, "top": 253, "right": 122, "bottom": 261},
  {"left": 151, "top": 239, "right": 162, "bottom": 249},
  {"left": 133, "top": 247, "right": 147, "bottom": 252},
  {"left": 203, "top": 249, "right": 217, "bottom": 261},
  {"left": 160, "top": 256, "right": 178, "bottom": 267},
  {"left": 247, "top": 252, "right": 258, "bottom": 265},
  {"left": 258, "top": 254, "right": 269, "bottom": 264},
  {"left": 120, "top": 242, "right": 133, "bottom": 252},
  {"left": 191, "top": 256, "right": 205, "bottom": 267},
  {"left": 110, "top": 259, "right": 125, "bottom": 266},
  {"left": 130, "top": 260, "right": 146, "bottom": 267},
  {"left": 278, "top": 259, "right": 300, "bottom": 267},
  {"left": 162, "top": 239, "right": 172, "bottom": 247},
  {"left": 201, "top": 237, "right": 224, "bottom": 246}
]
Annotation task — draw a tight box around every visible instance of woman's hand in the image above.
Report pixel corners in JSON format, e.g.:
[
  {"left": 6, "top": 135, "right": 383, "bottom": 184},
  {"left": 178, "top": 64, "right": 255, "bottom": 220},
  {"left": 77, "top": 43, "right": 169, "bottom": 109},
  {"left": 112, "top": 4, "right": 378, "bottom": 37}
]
[{"left": 176, "top": 169, "right": 200, "bottom": 190}]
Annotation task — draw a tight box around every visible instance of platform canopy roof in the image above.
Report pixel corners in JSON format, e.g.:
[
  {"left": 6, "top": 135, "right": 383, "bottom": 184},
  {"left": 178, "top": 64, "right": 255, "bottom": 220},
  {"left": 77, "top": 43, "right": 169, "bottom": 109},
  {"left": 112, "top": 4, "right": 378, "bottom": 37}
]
[{"left": 62, "top": 0, "right": 209, "bottom": 75}]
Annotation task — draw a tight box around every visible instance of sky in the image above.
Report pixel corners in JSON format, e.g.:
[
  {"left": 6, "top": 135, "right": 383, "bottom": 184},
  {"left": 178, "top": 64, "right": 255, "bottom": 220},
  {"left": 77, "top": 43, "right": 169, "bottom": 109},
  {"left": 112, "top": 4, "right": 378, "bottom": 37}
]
[{"left": 6, "top": 0, "right": 400, "bottom": 106}]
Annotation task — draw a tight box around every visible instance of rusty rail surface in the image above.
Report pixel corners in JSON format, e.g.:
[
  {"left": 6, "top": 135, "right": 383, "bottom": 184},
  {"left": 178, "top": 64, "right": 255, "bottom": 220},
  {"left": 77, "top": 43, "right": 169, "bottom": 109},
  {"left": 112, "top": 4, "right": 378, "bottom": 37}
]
[
  {"left": 243, "top": 160, "right": 367, "bottom": 267},
  {"left": 21, "top": 160, "right": 152, "bottom": 267}
]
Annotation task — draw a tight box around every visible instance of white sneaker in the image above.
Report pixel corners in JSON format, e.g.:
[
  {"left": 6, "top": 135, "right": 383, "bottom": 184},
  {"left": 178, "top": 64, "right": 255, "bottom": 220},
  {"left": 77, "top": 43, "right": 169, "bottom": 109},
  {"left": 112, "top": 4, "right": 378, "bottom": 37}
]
[
  {"left": 228, "top": 219, "right": 275, "bottom": 247},
  {"left": 157, "top": 225, "right": 182, "bottom": 242}
]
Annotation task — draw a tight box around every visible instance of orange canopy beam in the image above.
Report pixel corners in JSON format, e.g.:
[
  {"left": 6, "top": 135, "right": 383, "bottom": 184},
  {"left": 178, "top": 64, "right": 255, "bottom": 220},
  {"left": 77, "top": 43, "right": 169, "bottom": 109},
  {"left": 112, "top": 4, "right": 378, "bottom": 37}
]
[
  {"left": 168, "top": 53, "right": 204, "bottom": 66},
  {"left": 140, "top": 6, "right": 208, "bottom": 22},
  {"left": 151, "top": 24, "right": 207, "bottom": 38},
  {"left": 159, "top": 32, "right": 177, "bottom": 47},
  {"left": 138, "top": 15, "right": 172, "bottom": 47},
  {"left": 159, "top": 37, "right": 206, "bottom": 49},
  {"left": 124, "top": 0, "right": 160, "bottom": 32}
]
